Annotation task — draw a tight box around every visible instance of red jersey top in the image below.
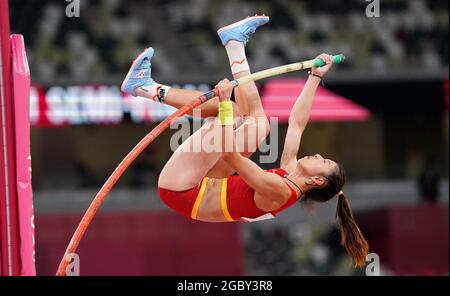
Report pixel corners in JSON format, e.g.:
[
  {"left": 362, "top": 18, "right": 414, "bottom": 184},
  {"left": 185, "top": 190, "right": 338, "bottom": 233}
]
[{"left": 226, "top": 168, "right": 299, "bottom": 221}]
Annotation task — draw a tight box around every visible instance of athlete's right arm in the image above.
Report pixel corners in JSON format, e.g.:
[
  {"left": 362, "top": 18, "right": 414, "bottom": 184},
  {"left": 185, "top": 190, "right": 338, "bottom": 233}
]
[
  {"left": 215, "top": 79, "right": 291, "bottom": 204},
  {"left": 223, "top": 152, "right": 291, "bottom": 202}
]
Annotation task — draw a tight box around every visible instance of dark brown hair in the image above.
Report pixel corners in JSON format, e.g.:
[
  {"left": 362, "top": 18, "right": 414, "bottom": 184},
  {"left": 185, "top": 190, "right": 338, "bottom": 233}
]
[{"left": 301, "top": 163, "right": 369, "bottom": 267}]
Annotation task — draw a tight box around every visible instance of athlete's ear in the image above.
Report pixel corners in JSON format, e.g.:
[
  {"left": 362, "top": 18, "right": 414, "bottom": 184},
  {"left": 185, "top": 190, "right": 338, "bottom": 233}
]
[{"left": 310, "top": 176, "right": 325, "bottom": 186}]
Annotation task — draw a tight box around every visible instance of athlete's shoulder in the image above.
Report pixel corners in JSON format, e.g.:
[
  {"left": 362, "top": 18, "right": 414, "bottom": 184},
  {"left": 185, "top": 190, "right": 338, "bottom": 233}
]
[{"left": 264, "top": 168, "right": 288, "bottom": 177}]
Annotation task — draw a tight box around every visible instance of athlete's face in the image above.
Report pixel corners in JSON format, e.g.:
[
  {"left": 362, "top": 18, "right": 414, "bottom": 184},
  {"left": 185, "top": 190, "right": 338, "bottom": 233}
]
[{"left": 297, "top": 154, "right": 338, "bottom": 186}]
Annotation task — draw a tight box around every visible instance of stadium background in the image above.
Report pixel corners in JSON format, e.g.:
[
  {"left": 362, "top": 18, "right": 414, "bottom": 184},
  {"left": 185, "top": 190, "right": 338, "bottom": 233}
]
[{"left": 5, "top": 0, "right": 449, "bottom": 275}]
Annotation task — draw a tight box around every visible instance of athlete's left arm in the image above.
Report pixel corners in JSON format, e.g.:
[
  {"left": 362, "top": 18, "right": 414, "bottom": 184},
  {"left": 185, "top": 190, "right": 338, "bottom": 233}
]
[{"left": 280, "top": 53, "right": 334, "bottom": 173}]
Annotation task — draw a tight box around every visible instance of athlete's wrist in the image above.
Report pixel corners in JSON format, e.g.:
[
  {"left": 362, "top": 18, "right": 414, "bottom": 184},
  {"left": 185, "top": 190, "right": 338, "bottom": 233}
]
[
  {"left": 308, "top": 70, "right": 323, "bottom": 79},
  {"left": 218, "top": 101, "right": 234, "bottom": 126}
]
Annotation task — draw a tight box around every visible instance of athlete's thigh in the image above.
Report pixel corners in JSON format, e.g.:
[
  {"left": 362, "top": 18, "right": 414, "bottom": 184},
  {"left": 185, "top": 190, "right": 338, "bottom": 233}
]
[
  {"left": 158, "top": 118, "right": 222, "bottom": 190},
  {"left": 205, "top": 116, "right": 270, "bottom": 178}
]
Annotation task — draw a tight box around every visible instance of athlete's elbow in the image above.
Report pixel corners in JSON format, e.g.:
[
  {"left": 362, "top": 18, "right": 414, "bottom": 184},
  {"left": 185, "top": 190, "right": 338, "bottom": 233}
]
[
  {"left": 222, "top": 151, "right": 232, "bottom": 161},
  {"left": 262, "top": 118, "right": 270, "bottom": 137},
  {"left": 222, "top": 151, "right": 239, "bottom": 164},
  {"left": 259, "top": 194, "right": 285, "bottom": 212},
  {"left": 288, "top": 117, "right": 306, "bottom": 132}
]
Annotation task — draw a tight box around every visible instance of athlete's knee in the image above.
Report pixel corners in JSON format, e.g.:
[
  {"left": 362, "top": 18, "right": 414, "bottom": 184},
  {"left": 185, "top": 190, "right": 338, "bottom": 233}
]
[
  {"left": 158, "top": 159, "right": 178, "bottom": 189},
  {"left": 253, "top": 116, "right": 270, "bottom": 146},
  {"left": 158, "top": 169, "right": 187, "bottom": 190},
  {"left": 231, "top": 101, "right": 242, "bottom": 118},
  {"left": 157, "top": 173, "right": 167, "bottom": 188},
  {"left": 249, "top": 114, "right": 270, "bottom": 136},
  {"left": 158, "top": 167, "right": 170, "bottom": 188}
]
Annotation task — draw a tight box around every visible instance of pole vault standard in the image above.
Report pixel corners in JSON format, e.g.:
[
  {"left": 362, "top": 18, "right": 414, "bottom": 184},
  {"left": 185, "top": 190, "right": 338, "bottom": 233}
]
[{"left": 56, "top": 54, "right": 345, "bottom": 276}]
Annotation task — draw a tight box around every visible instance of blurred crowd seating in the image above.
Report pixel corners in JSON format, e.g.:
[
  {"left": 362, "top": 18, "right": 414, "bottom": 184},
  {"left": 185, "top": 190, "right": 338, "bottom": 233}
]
[
  {"left": 245, "top": 223, "right": 376, "bottom": 275},
  {"left": 10, "top": 0, "right": 449, "bottom": 83}
]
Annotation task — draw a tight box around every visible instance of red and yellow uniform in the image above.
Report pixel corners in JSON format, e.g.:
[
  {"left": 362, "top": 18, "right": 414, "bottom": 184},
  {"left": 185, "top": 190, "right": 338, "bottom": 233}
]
[{"left": 158, "top": 168, "right": 299, "bottom": 222}]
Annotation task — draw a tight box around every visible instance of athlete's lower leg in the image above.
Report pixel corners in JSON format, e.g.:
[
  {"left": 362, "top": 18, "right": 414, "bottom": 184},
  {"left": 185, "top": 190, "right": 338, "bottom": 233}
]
[
  {"left": 217, "top": 16, "right": 270, "bottom": 155},
  {"left": 218, "top": 16, "right": 269, "bottom": 120},
  {"left": 135, "top": 86, "right": 222, "bottom": 118},
  {"left": 206, "top": 17, "right": 273, "bottom": 178},
  {"left": 122, "top": 47, "right": 236, "bottom": 118}
]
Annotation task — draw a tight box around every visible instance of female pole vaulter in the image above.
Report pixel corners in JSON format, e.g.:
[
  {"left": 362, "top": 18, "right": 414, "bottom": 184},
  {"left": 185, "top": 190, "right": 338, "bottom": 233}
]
[{"left": 121, "top": 16, "right": 369, "bottom": 267}]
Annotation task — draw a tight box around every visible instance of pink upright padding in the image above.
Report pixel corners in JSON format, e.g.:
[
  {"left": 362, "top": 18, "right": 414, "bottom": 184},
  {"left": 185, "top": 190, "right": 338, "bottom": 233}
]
[{"left": 11, "top": 34, "right": 36, "bottom": 276}]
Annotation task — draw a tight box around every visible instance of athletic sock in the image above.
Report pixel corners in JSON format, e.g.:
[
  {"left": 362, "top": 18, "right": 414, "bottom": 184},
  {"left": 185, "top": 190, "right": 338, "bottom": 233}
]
[
  {"left": 137, "top": 83, "right": 171, "bottom": 103},
  {"left": 225, "top": 40, "right": 250, "bottom": 75}
]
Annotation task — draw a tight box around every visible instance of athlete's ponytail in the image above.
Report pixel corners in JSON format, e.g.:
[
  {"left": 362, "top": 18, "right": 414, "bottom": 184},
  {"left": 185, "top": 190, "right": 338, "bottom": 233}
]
[
  {"left": 335, "top": 191, "right": 369, "bottom": 267},
  {"left": 302, "top": 162, "right": 369, "bottom": 267}
]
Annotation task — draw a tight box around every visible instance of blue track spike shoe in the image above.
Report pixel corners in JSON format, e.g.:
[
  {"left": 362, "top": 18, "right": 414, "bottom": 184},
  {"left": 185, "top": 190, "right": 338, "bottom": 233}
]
[
  {"left": 217, "top": 14, "right": 269, "bottom": 46},
  {"left": 121, "top": 47, "right": 155, "bottom": 97}
]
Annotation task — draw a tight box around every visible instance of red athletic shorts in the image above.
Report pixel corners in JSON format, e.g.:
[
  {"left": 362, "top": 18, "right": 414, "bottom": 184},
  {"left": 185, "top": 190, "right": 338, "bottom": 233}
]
[
  {"left": 158, "top": 176, "right": 246, "bottom": 222},
  {"left": 158, "top": 177, "right": 209, "bottom": 220}
]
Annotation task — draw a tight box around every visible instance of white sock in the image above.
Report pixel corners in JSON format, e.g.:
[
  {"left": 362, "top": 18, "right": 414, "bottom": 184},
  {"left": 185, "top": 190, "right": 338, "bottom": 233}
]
[
  {"left": 137, "top": 83, "right": 171, "bottom": 103},
  {"left": 225, "top": 40, "right": 250, "bottom": 75}
]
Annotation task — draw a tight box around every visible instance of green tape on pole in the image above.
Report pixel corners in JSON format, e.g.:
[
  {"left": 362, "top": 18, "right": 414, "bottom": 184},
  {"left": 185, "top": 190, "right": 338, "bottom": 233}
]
[{"left": 313, "top": 54, "right": 346, "bottom": 67}]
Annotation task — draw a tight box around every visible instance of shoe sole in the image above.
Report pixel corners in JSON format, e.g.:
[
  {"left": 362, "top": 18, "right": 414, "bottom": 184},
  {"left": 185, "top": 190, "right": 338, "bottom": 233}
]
[
  {"left": 217, "top": 15, "right": 269, "bottom": 35},
  {"left": 120, "top": 47, "right": 153, "bottom": 93}
]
